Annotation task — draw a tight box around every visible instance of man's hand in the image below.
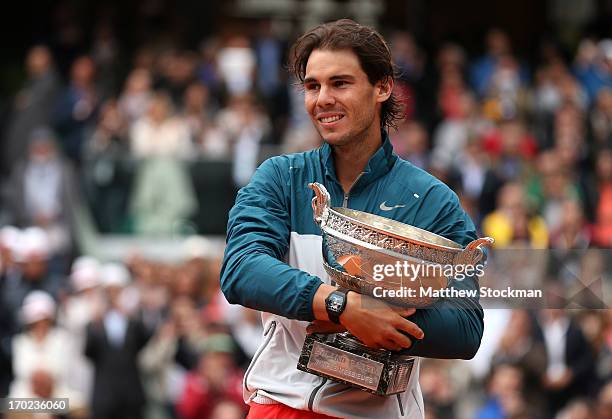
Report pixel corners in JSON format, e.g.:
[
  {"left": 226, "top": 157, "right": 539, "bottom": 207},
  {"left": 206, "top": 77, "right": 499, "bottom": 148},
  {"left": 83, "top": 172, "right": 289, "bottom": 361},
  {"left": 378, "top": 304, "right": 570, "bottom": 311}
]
[
  {"left": 341, "top": 292, "right": 423, "bottom": 351},
  {"left": 311, "top": 284, "right": 424, "bottom": 351}
]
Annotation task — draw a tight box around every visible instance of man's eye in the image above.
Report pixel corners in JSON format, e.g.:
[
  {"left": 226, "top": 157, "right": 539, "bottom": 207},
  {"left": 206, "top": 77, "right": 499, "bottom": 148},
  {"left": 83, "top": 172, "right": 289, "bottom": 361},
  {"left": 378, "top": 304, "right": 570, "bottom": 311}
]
[
  {"left": 305, "top": 84, "right": 319, "bottom": 91},
  {"left": 334, "top": 81, "right": 347, "bottom": 87}
]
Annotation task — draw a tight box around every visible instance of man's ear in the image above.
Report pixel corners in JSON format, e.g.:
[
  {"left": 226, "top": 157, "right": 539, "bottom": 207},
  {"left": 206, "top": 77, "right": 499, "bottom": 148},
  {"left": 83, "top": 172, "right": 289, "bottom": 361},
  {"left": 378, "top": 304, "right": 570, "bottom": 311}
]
[{"left": 375, "top": 77, "right": 393, "bottom": 103}]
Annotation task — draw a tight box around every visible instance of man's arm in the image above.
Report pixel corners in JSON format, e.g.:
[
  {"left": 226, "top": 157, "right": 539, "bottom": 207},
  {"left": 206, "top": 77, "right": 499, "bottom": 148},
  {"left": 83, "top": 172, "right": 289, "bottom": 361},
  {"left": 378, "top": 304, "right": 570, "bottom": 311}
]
[
  {"left": 399, "top": 275, "right": 483, "bottom": 359},
  {"left": 402, "top": 184, "right": 485, "bottom": 359},
  {"left": 220, "top": 158, "right": 322, "bottom": 321}
]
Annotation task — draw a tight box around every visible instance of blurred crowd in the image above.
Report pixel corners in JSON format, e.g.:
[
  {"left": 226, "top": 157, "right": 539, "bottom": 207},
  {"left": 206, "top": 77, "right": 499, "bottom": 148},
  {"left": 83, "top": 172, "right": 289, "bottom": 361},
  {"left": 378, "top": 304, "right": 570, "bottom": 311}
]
[
  {"left": 0, "top": 5, "right": 611, "bottom": 419},
  {"left": 0, "top": 231, "right": 259, "bottom": 419}
]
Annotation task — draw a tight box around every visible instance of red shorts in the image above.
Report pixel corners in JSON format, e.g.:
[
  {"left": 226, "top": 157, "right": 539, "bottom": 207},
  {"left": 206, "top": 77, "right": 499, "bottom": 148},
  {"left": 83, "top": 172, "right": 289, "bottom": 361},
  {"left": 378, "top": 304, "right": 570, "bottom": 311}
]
[{"left": 247, "top": 402, "right": 339, "bottom": 419}]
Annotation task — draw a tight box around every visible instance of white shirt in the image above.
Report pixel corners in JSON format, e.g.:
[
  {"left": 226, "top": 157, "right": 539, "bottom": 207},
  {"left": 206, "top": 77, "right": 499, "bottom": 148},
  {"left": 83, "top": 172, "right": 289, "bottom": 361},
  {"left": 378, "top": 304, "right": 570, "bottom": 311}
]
[
  {"left": 542, "top": 316, "right": 570, "bottom": 379},
  {"left": 104, "top": 309, "right": 128, "bottom": 348}
]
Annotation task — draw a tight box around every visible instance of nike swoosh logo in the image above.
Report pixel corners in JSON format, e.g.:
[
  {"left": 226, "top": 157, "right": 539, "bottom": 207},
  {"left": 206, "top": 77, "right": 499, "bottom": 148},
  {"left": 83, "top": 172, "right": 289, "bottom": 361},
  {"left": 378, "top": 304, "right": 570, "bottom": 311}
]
[{"left": 379, "top": 201, "right": 406, "bottom": 211}]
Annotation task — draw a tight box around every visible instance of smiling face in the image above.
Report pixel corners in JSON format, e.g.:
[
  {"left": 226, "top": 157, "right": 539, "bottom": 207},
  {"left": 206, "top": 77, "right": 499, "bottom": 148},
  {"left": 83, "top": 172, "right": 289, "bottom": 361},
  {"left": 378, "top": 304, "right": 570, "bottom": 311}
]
[{"left": 303, "top": 49, "right": 392, "bottom": 147}]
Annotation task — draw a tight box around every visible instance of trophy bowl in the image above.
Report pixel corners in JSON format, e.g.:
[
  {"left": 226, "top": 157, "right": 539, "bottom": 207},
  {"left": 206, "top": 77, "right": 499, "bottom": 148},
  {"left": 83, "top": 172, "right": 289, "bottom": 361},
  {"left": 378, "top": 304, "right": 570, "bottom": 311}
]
[
  {"left": 309, "top": 182, "right": 493, "bottom": 308},
  {"left": 297, "top": 183, "right": 493, "bottom": 396}
]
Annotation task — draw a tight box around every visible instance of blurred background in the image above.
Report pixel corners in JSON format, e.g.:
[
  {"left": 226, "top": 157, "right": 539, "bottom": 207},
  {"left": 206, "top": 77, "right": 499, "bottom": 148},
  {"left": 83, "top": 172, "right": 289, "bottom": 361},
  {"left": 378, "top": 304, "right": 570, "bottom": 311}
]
[{"left": 0, "top": 0, "right": 611, "bottom": 418}]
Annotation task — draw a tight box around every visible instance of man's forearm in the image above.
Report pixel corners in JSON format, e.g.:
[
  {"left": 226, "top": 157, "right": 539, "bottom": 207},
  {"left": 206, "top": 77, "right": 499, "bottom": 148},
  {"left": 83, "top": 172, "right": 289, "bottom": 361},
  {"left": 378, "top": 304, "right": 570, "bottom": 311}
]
[
  {"left": 221, "top": 250, "right": 323, "bottom": 321},
  {"left": 400, "top": 277, "right": 484, "bottom": 359}
]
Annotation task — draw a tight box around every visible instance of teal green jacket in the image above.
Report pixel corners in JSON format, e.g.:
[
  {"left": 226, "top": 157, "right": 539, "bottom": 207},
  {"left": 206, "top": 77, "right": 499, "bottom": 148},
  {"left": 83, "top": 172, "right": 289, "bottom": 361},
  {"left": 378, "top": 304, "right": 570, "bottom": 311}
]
[{"left": 221, "top": 133, "right": 483, "bottom": 360}]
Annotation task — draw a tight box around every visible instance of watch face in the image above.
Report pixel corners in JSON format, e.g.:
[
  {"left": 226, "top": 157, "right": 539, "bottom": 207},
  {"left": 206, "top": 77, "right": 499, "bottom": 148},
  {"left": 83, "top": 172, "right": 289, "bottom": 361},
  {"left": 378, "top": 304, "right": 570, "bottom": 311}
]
[{"left": 328, "top": 293, "right": 344, "bottom": 312}]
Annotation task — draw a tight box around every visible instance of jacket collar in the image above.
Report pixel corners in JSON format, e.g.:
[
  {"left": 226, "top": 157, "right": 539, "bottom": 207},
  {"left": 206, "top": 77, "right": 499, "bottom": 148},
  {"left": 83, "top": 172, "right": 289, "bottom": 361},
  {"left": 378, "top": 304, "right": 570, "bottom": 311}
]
[{"left": 321, "top": 130, "right": 398, "bottom": 192}]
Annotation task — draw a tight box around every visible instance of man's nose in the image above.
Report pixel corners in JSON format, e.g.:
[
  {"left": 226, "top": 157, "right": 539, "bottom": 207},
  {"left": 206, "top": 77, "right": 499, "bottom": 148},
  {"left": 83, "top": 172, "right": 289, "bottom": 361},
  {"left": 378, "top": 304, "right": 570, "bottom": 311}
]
[{"left": 316, "top": 85, "right": 335, "bottom": 108}]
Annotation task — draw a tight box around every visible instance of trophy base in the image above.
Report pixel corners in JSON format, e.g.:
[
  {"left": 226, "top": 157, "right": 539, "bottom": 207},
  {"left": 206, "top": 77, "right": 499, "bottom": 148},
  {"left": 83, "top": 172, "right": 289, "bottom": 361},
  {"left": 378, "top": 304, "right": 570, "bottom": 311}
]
[{"left": 297, "top": 332, "right": 415, "bottom": 396}]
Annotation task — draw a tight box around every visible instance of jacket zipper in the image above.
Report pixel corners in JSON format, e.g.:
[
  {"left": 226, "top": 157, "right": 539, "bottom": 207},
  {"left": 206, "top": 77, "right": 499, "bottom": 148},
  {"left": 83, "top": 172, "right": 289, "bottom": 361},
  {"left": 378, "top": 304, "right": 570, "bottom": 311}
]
[
  {"left": 244, "top": 320, "right": 277, "bottom": 393},
  {"left": 396, "top": 394, "right": 405, "bottom": 416},
  {"left": 342, "top": 173, "right": 364, "bottom": 208}
]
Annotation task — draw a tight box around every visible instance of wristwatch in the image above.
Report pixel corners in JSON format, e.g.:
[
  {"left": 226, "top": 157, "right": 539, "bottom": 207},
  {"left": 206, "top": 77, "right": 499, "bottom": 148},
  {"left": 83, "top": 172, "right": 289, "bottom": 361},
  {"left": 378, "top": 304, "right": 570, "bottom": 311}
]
[{"left": 325, "top": 288, "right": 349, "bottom": 324}]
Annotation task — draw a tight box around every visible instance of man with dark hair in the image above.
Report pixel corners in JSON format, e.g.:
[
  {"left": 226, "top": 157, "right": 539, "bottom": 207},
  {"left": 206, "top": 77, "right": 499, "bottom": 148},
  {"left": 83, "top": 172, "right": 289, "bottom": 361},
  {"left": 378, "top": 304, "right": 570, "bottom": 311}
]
[{"left": 221, "top": 19, "right": 483, "bottom": 418}]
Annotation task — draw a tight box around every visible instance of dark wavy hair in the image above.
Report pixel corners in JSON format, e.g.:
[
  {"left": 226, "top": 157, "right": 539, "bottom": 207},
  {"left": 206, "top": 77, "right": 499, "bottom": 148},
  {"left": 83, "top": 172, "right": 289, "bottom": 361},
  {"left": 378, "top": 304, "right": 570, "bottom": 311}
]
[{"left": 289, "top": 19, "right": 404, "bottom": 130}]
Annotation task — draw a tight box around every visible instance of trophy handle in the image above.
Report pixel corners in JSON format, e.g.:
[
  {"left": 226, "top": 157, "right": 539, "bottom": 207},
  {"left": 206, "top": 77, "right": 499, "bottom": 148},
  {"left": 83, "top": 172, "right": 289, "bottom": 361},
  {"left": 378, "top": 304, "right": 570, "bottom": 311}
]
[
  {"left": 456, "top": 237, "right": 494, "bottom": 266},
  {"left": 308, "top": 182, "right": 331, "bottom": 225},
  {"left": 466, "top": 237, "right": 494, "bottom": 251}
]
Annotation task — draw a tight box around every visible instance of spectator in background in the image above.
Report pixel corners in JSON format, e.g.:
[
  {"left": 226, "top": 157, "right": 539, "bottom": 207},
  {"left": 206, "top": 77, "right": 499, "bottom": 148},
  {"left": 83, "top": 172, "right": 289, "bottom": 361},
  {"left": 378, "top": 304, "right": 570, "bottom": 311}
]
[
  {"left": 550, "top": 199, "right": 592, "bottom": 249},
  {"left": 390, "top": 120, "right": 430, "bottom": 169},
  {"left": 196, "top": 37, "right": 222, "bottom": 94},
  {"left": 220, "top": 305, "right": 263, "bottom": 360},
  {"left": 476, "top": 363, "right": 529, "bottom": 419},
  {"left": 130, "top": 92, "right": 192, "bottom": 159},
  {"left": 217, "top": 36, "right": 256, "bottom": 97},
  {"left": 481, "top": 54, "right": 530, "bottom": 121},
  {"left": 83, "top": 99, "right": 131, "bottom": 233},
  {"left": 491, "top": 310, "right": 547, "bottom": 415},
  {"left": 53, "top": 55, "right": 101, "bottom": 165},
  {"left": 536, "top": 309, "right": 598, "bottom": 416},
  {"left": 534, "top": 57, "right": 574, "bottom": 118},
  {"left": 556, "top": 399, "right": 593, "bottom": 419},
  {"left": 254, "top": 19, "right": 290, "bottom": 144},
  {"left": 176, "top": 333, "right": 245, "bottom": 419},
  {"left": 482, "top": 182, "right": 548, "bottom": 248},
  {"left": 157, "top": 50, "right": 198, "bottom": 107},
  {"left": 129, "top": 155, "right": 198, "bottom": 235},
  {"left": 527, "top": 149, "right": 583, "bottom": 232},
  {"left": 118, "top": 68, "right": 154, "bottom": 126},
  {"left": 577, "top": 311, "right": 610, "bottom": 380},
  {"left": 391, "top": 31, "right": 435, "bottom": 126},
  {"left": 9, "top": 291, "right": 85, "bottom": 410},
  {"left": 85, "top": 263, "right": 150, "bottom": 419},
  {"left": 420, "top": 360, "right": 457, "bottom": 419},
  {"left": 181, "top": 81, "right": 215, "bottom": 146},
  {"left": 436, "top": 45, "right": 469, "bottom": 123},
  {"left": 454, "top": 135, "right": 500, "bottom": 223},
  {"left": 58, "top": 256, "right": 103, "bottom": 404},
  {"left": 470, "top": 29, "right": 528, "bottom": 99},
  {"left": 546, "top": 200, "right": 594, "bottom": 296},
  {"left": 5, "top": 128, "right": 77, "bottom": 257},
  {"left": 90, "top": 21, "right": 121, "bottom": 97},
  {"left": 431, "top": 90, "right": 490, "bottom": 174},
  {"left": 0, "top": 226, "right": 20, "bottom": 397},
  {"left": 139, "top": 317, "right": 183, "bottom": 419},
  {"left": 209, "top": 399, "right": 246, "bottom": 419},
  {"left": 553, "top": 104, "right": 590, "bottom": 185},
  {"left": 532, "top": 51, "right": 588, "bottom": 151},
  {"left": 2, "top": 45, "right": 60, "bottom": 175},
  {"left": 481, "top": 118, "right": 537, "bottom": 183},
  {"left": 216, "top": 93, "right": 270, "bottom": 187},
  {"left": 138, "top": 292, "right": 220, "bottom": 419},
  {"left": 433, "top": 42, "right": 467, "bottom": 125},
  {"left": 589, "top": 88, "right": 612, "bottom": 148},
  {"left": 1, "top": 228, "right": 64, "bottom": 315},
  {"left": 597, "top": 380, "right": 612, "bottom": 419},
  {"left": 574, "top": 39, "right": 612, "bottom": 106},
  {"left": 254, "top": 20, "right": 283, "bottom": 102},
  {"left": 605, "top": 312, "right": 612, "bottom": 378},
  {"left": 128, "top": 91, "right": 198, "bottom": 234},
  {"left": 593, "top": 149, "right": 612, "bottom": 246}
]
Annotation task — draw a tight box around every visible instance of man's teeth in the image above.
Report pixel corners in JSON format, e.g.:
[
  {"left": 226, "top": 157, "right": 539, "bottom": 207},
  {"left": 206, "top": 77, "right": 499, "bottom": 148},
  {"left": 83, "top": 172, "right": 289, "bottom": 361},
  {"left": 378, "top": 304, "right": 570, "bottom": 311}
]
[{"left": 320, "top": 115, "right": 342, "bottom": 123}]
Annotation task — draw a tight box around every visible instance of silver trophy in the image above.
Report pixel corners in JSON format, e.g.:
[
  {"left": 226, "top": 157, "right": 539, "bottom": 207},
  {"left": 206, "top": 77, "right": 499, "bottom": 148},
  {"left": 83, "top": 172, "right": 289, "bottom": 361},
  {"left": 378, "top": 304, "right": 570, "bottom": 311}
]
[{"left": 297, "top": 182, "right": 493, "bottom": 395}]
